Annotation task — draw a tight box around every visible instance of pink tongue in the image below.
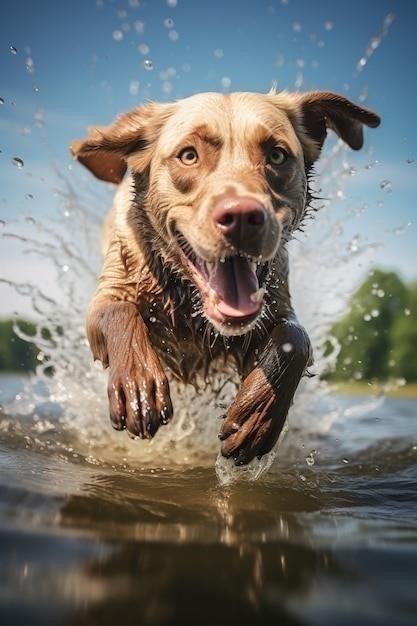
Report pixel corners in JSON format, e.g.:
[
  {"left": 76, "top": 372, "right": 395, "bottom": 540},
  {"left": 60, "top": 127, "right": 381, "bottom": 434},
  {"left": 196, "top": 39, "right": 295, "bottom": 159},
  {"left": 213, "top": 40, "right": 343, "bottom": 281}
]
[{"left": 208, "top": 257, "right": 260, "bottom": 317}]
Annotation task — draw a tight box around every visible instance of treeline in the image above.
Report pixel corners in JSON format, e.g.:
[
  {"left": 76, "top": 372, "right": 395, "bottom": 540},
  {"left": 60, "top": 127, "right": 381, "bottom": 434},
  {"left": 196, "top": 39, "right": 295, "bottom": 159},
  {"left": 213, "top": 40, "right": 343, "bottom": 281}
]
[{"left": 326, "top": 269, "right": 417, "bottom": 382}]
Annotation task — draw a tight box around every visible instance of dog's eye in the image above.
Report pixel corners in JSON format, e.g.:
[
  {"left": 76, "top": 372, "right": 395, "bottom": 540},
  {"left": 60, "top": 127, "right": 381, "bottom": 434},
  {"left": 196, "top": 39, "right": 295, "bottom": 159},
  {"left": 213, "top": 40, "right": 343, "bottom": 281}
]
[
  {"left": 268, "top": 147, "right": 288, "bottom": 166},
  {"left": 178, "top": 147, "right": 198, "bottom": 165}
]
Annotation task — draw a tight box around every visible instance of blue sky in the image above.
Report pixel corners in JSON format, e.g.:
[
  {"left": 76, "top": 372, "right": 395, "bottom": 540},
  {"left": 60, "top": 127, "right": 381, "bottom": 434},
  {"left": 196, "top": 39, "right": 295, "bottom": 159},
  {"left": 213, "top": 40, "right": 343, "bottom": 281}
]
[{"left": 0, "top": 0, "right": 416, "bottom": 316}]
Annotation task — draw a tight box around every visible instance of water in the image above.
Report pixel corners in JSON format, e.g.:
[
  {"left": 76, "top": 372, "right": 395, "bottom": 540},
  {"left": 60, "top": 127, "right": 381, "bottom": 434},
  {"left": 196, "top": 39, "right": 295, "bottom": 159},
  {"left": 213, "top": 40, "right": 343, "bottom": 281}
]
[{"left": 1, "top": 374, "right": 416, "bottom": 625}]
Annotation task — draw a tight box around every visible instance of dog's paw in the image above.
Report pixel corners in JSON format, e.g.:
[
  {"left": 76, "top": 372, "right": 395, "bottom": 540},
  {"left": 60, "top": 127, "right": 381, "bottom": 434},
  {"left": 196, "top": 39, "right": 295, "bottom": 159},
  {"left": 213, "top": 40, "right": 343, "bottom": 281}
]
[
  {"left": 218, "top": 367, "right": 289, "bottom": 465},
  {"left": 107, "top": 349, "right": 172, "bottom": 439}
]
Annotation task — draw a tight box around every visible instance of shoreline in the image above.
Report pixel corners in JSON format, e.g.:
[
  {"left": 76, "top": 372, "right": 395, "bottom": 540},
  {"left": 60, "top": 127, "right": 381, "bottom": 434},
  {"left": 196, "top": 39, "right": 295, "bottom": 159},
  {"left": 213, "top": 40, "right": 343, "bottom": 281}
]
[{"left": 328, "top": 381, "right": 417, "bottom": 398}]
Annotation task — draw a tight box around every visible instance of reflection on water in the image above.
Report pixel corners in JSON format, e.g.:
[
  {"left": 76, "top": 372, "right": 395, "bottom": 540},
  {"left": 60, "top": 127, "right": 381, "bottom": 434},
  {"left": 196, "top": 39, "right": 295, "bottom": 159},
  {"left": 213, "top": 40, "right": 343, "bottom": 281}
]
[{"left": 1, "top": 375, "right": 417, "bottom": 625}]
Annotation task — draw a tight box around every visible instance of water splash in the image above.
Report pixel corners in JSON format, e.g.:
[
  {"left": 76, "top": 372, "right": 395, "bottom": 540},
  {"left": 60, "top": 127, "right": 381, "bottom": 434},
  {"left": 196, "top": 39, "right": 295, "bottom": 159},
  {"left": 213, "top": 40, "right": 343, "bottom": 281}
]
[
  {"left": 0, "top": 12, "right": 402, "bottom": 485},
  {"left": 355, "top": 13, "right": 395, "bottom": 74},
  {"left": 12, "top": 157, "right": 24, "bottom": 169}
]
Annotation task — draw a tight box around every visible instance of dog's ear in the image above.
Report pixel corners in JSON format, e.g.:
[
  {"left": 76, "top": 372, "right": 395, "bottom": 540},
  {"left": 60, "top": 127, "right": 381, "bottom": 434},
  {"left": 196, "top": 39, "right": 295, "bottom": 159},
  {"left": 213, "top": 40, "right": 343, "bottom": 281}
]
[
  {"left": 70, "top": 103, "right": 173, "bottom": 183},
  {"left": 286, "top": 91, "right": 380, "bottom": 166}
]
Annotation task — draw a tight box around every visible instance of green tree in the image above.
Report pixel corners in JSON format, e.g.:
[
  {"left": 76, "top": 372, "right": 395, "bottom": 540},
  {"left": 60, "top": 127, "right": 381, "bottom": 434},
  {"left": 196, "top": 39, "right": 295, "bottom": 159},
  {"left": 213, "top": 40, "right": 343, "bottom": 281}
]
[
  {"left": 390, "top": 283, "right": 417, "bottom": 382},
  {"left": 327, "top": 269, "right": 408, "bottom": 381},
  {"left": 0, "top": 319, "right": 39, "bottom": 372}
]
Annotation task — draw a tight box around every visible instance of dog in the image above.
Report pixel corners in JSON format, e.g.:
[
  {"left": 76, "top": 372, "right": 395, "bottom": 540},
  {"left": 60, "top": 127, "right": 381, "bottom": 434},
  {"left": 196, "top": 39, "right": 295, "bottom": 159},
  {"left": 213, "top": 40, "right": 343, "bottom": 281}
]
[{"left": 71, "top": 90, "right": 380, "bottom": 465}]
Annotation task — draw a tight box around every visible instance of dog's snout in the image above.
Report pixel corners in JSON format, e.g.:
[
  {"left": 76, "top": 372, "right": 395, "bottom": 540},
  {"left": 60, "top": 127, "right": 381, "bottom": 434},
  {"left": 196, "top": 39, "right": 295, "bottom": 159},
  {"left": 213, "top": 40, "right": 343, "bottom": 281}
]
[{"left": 213, "top": 197, "right": 267, "bottom": 247}]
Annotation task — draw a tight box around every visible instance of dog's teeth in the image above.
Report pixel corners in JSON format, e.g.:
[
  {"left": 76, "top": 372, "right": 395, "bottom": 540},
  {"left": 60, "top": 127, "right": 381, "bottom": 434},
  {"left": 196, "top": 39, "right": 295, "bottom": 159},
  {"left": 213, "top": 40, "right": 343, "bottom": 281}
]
[
  {"left": 250, "top": 261, "right": 257, "bottom": 272},
  {"left": 220, "top": 256, "right": 226, "bottom": 263},
  {"left": 250, "top": 287, "right": 265, "bottom": 303}
]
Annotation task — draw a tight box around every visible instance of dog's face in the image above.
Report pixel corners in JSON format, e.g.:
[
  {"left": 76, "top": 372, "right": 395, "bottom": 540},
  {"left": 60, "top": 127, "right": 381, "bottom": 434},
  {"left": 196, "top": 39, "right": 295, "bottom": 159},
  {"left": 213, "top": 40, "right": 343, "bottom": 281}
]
[{"left": 72, "top": 91, "right": 379, "bottom": 336}]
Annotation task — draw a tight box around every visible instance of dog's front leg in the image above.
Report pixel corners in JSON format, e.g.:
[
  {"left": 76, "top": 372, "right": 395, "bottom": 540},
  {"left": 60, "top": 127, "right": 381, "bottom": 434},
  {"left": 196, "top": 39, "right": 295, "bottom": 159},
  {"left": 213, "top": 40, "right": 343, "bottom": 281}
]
[
  {"left": 219, "top": 320, "right": 312, "bottom": 465},
  {"left": 87, "top": 299, "right": 173, "bottom": 439}
]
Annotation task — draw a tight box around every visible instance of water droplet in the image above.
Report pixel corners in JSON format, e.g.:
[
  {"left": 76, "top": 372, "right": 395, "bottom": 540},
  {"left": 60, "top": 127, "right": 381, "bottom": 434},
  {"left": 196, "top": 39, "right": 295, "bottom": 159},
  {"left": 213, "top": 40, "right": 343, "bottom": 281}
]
[
  {"left": 34, "top": 108, "right": 44, "bottom": 128},
  {"left": 383, "top": 13, "right": 395, "bottom": 30},
  {"left": 0, "top": 97, "right": 4, "bottom": 104},
  {"left": 371, "top": 309, "right": 379, "bottom": 318},
  {"left": 62, "top": 264, "right": 69, "bottom": 272},
  {"left": 380, "top": 179, "right": 392, "bottom": 192},
  {"left": 221, "top": 76, "right": 231, "bottom": 90},
  {"left": 117, "top": 8, "right": 127, "bottom": 18},
  {"left": 376, "top": 289, "right": 385, "bottom": 298},
  {"left": 214, "top": 48, "right": 224, "bottom": 59},
  {"left": 138, "top": 43, "right": 150, "bottom": 55},
  {"left": 324, "top": 20, "right": 334, "bottom": 31},
  {"left": 26, "top": 57, "right": 34, "bottom": 73},
  {"left": 404, "top": 308, "right": 411, "bottom": 317},
  {"left": 275, "top": 53, "right": 285, "bottom": 67},
  {"left": 33, "top": 87, "right": 39, "bottom": 93},
  {"left": 292, "top": 21, "right": 302, "bottom": 32},
  {"left": 164, "top": 18, "right": 174, "bottom": 28},
  {"left": 10, "top": 45, "right": 18, "bottom": 55},
  {"left": 282, "top": 343, "right": 293, "bottom": 353},
  {"left": 305, "top": 451, "right": 316, "bottom": 466},
  {"left": 143, "top": 59, "right": 153, "bottom": 70},
  {"left": 162, "top": 81, "right": 172, "bottom": 94},
  {"left": 129, "top": 80, "right": 140, "bottom": 96},
  {"left": 134, "top": 20, "right": 145, "bottom": 33},
  {"left": 363, "top": 313, "right": 371, "bottom": 322},
  {"left": 347, "top": 236, "right": 359, "bottom": 252},
  {"left": 129, "top": 0, "right": 140, "bottom": 7},
  {"left": 112, "top": 29, "right": 123, "bottom": 42},
  {"left": 149, "top": 316, "right": 156, "bottom": 323},
  {"left": 166, "top": 0, "right": 177, "bottom": 7},
  {"left": 356, "top": 57, "right": 367, "bottom": 71},
  {"left": 342, "top": 458, "right": 350, "bottom": 464},
  {"left": 368, "top": 36, "right": 381, "bottom": 52},
  {"left": 12, "top": 157, "right": 24, "bottom": 169},
  {"left": 168, "top": 29, "right": 179, "bottom": 41}
]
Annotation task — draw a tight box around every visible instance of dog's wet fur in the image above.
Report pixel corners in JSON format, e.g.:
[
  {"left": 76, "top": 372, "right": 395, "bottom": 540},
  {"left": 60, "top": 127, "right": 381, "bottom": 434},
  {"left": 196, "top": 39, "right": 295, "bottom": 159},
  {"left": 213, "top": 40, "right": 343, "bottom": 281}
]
[{"left": 71, "top": 90, "right": 380, "bottom": 465}]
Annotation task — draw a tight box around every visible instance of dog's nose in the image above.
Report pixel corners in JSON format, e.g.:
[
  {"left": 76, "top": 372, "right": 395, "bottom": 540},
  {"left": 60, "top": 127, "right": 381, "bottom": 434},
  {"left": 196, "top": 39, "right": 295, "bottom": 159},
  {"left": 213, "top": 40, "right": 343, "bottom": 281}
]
[{"left": 213, "top": 197, "right": 267, "bottom": 247}]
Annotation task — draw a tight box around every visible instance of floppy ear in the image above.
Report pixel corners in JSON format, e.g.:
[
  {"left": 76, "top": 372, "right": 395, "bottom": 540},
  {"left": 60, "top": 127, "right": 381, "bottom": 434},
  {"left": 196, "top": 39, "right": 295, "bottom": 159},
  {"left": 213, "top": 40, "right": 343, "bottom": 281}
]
[
  {"left": 70, "top": 103, "right": 172, "bottom": 184},
  {"left": 289, "top": 91, "right": 380, "bottom": 166},
  {"left": 300, "top": 91, "right": 380, "bottom": 149}
]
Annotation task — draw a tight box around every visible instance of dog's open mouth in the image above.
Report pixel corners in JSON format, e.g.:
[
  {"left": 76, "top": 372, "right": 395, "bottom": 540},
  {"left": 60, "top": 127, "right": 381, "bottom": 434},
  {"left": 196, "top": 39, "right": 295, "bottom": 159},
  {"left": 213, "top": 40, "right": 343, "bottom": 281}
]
[{"left": 175, "top": 233, "right": 269, "bottom": 333}]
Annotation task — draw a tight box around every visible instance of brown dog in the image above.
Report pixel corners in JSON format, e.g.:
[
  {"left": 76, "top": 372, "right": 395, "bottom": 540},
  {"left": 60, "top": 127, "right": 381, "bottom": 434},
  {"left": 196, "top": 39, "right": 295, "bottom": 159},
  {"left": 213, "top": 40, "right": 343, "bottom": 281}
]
[{"left": 71, "top": 90, "right": 380, "bottom": 465}]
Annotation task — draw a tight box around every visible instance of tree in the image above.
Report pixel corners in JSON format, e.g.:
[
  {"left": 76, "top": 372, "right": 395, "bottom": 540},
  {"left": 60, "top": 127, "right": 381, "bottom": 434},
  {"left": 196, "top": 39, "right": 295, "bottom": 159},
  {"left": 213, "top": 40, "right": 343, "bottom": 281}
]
[
  {"left": 0, "top": 319, "right": 39, "bottom": 372},
  {"left": 327, "top": 269, "right": 408, "bottom": 381},
  {"left": 390, "top": 283, "right": 417, "bottom": 382}
]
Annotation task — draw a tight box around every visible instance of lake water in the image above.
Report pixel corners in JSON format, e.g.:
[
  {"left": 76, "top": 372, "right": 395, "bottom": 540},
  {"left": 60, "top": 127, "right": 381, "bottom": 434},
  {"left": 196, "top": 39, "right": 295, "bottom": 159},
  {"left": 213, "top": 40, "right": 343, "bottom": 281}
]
[{"left": 0, "top": 373, "right": 416, "bottom": 626}]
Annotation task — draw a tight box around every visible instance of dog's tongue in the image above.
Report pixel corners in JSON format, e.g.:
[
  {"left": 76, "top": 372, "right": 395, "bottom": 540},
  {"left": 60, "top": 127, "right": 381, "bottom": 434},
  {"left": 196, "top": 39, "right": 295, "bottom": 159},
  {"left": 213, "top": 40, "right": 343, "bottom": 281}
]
[{"left": 208, "top": 256, "right": 260, "bottom": 317}]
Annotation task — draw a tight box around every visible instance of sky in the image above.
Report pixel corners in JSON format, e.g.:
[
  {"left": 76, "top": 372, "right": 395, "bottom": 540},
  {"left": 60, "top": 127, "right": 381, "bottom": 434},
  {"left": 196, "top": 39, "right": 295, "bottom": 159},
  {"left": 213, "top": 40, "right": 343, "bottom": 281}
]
[{"left": 0, "top": 0, "right": 416, "bottom": 318}]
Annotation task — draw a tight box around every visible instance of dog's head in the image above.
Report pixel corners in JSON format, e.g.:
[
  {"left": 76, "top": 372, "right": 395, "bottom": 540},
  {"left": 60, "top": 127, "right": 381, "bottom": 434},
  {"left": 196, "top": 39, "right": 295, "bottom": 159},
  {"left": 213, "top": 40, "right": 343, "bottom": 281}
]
[{"left": 71, "top": 91, "right": 379, "bottom": 336}]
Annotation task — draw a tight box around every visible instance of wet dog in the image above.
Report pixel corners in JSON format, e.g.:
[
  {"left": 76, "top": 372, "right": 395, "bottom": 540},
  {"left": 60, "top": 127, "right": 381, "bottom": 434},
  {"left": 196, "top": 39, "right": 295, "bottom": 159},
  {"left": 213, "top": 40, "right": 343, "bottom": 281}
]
[{"left": 71, "top": 90, "right": 380, "bottom": 465}]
